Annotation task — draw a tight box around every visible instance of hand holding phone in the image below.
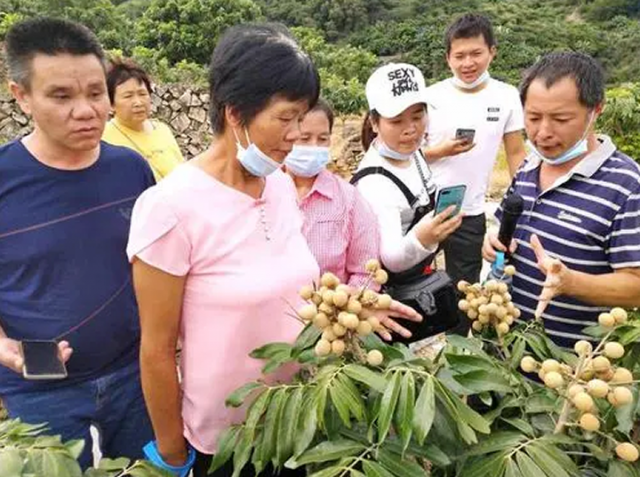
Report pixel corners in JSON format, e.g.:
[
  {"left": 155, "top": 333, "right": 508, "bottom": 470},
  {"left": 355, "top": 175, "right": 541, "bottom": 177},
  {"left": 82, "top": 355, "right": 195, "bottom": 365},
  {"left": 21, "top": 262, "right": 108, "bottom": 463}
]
[
  {"left": 455, "top": 128, "right": 476, "bottom": 144},
  {"left": 435, "top": 185, "right": 467, "bottom": 216},
  {"left": 21, "top": 340, "right": 71, "bottom": 380}
]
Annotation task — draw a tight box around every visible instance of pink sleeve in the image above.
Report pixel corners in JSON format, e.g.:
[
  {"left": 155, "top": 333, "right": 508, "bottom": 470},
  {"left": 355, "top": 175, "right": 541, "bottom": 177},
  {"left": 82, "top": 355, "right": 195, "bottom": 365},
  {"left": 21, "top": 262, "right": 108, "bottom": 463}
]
[
  {"left": 346, "top": 188, "right": 382, "bottom": 291},
  {"left": 126, "top": 187, "right": 191, "bottom": 276}
]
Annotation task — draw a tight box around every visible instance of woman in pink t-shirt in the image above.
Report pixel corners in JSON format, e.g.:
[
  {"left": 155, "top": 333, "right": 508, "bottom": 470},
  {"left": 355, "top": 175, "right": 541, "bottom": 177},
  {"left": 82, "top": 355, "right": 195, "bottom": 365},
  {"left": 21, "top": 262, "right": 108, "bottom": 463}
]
[{"left": 127, "top": 24, "right": 319, "bottom": 477}]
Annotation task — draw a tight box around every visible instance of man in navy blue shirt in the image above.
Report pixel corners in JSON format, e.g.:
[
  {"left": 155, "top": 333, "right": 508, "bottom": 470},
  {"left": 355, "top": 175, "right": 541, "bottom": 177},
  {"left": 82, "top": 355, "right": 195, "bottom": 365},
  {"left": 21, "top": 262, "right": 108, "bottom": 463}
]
[
  {"left": 483, "top": 52, "right": 640, "bottom": 348},
  {"left": 0, "top": 18, "right": 155, "bottom": 466}
]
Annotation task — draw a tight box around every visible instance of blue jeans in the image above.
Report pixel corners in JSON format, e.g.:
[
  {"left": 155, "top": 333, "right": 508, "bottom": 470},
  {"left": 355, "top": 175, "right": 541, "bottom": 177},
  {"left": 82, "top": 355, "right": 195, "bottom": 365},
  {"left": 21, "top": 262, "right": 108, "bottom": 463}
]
[{"left": 3, "top": 359, "right": 152, "bottom": 469}]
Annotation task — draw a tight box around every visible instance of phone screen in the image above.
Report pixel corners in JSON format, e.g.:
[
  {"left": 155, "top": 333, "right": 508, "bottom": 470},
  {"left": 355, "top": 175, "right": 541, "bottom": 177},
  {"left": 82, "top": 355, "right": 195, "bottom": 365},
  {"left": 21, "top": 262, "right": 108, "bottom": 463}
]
[
  {"left": 21, "top": 340, "right": 67, "bottom": 380},
  {"left": 455, "top": 128, "right": 476, "bottom": 144},
  {"left": 435, "top": 185, "right": 467, "bottom": 216}
]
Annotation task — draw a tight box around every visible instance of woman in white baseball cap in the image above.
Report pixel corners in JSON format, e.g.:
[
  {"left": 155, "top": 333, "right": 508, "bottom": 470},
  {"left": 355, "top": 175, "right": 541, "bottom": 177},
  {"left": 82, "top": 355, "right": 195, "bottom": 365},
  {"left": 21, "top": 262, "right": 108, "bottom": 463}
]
[{"left": 351, "top": 63, "right": 463, "bottom": 317}]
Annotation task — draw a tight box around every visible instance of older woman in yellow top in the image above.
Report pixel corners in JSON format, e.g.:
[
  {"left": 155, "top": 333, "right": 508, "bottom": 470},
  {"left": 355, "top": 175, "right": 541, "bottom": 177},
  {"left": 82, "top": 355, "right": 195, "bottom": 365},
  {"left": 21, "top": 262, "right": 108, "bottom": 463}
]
[{"left": 103, "top": 59, "right": 184, "bottom": 180}]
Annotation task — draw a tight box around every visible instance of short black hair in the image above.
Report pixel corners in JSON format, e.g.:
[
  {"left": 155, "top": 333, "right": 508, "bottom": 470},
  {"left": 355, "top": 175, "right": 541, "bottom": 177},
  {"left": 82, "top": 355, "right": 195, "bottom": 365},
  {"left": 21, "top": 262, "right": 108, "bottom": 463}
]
[
  {"left": 5, "top": 17, "right": 105, "bottom": 90},
  {"left": 310, "top": 98, "right": 335, "bottom": 132},
  {"left": 445, "top": 13, "right": 496, "bottom": 55},
  {"left": 208, "top": 23, "right": 320, "bottom": 134},
  {"left": 107, "top": 58, "right": 152, "bottom": 104},
  {"left": 520, "top": 52, "right": 605, "bottom": 109}
]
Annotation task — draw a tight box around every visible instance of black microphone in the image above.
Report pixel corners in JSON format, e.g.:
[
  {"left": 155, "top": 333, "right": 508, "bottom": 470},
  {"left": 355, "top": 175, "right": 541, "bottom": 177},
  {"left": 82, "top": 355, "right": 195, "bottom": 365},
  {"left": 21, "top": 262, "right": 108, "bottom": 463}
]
[{"left": 498, "top": 193, "right": 525, "bottom": 251}]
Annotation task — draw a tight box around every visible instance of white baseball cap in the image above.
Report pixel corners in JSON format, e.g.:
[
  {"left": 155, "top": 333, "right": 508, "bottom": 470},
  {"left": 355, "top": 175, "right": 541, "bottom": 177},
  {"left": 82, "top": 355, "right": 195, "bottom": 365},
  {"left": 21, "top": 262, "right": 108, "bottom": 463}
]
[{"left": 365, "top": 63, "right": 427, "bottom": 118}]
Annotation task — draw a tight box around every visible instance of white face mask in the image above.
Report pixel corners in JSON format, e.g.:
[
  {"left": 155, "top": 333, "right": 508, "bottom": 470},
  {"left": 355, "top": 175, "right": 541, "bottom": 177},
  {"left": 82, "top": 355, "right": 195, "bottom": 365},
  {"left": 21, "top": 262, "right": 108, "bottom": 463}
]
[
  {"left": 284, "top": 145, "right": 330, "bottom": 177},
  {"left": 375, "top": 139, "right": 416, "bottom": 161},
  {"left": 528, "top": 111, "right": 596, "bottom": 166},
  {"left": 451, "top": 70, "right": 491, "bottom": 90},
  {"left": 233, "top": 129, "right": 281, "bottom": 177}
]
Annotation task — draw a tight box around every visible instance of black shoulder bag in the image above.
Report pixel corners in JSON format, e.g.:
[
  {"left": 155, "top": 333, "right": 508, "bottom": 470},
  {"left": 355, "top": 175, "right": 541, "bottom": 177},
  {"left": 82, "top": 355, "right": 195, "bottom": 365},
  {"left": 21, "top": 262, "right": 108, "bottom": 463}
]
[{"left": 350, "top": 154, "right": 459, "bottom": 343}]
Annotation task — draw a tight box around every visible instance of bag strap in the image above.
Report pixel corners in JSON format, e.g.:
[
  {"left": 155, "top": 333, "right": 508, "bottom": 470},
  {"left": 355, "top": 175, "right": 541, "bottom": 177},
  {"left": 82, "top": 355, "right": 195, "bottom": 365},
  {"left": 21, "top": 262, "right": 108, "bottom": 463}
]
[{"left": 350, "top": 167, "right": 418, "bottom": 207}]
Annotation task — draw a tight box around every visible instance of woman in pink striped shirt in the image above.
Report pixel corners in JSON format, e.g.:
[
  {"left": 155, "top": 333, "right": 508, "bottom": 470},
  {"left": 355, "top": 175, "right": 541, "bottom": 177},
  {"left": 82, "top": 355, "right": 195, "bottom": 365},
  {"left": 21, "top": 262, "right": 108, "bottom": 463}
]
[
  {"left": 284, "top": 99, "right": 379, "bottom": 288},
  {"left": 284, "top": 100, "right": 421, "bottom": 340}
]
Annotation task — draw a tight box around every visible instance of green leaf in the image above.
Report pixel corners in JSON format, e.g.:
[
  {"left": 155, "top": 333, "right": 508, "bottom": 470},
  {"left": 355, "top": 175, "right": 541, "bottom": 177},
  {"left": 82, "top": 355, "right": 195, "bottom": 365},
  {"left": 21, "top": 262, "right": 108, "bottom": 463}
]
[
  {"left": 440, "top": 382, "right": 490, "bottom": 434},
  {"left": 509, "top": 338, "right": 527, "bottom": 370},
  {"left": 504, "top": 457, "right": 521, "bottom": 477},
  {"left": 63, "top": 440, "right": 85, "bottom": 460},
  {"left": 446, "top": 334, "right": 489, "bottom": 358},
  {"left": 245, "top": 388, "right": 272, "bottom": 438},
  {"left": 278, "top": 386, "right": 304, "bottom": 463},
  {"left": 377, "top": 371, "right": 402, "bottom": 442},
  {"left": 285, "top": 439, "right": 365, "bottom": 468},
  {"left": 453, "top": 370, "right": 512, "bottom": 394},
  {"left": 412, "top": 377, "right": 435, "bottom": 445},
  {"left": 225, "top": 382, "right": 263, "bottom": 408},
  {"left": 515, "top": 450, "right": 544, "bottom": 477},
  {"left": 463, "top": 431, "right": 528, "bottom": 457},
  {"left": 343, "top": 364, "right": 388, "bottom": 393},
  {"left": 294, "top": 389, "right": 318, "bottom": 457},
  {"left": 377, "top": 448, "right": 427, "bottom": 477},
  {"left": 126, "top": 461, "right": 174, "bottom": 477},
  {"left": 98, "top": 457, "right": 130, "bottom": 471},
  {"left": 208, "top": 426, "right": 241, "bottom": 474},
  {"left": 526, "top": 442, "right": 575, "bottom": 477},
  {"left": 329, "top": 376, "right": 353, "bottom": 427},
  {"left": 608, "top": 459, "right": 638, "bottom": 477},
  {"left": 445, "top": 354, "right": 497, "bottom": 373},
  {"left": 336, "top": 374, "right": 366, "bottom": 422},
  {"left": 380, "top": 437, "right": 451, "bottom": 467},
  {"left": 0, "top": 448, "right": 24, "bottom": 476},
  {"left": 260, "top": 388, "right": 288, "bottom": 468},
  {"left": 307, "top": 466, "right": 345, "bottom": 477},
  {"left": 500, "top": 418, "right": 535, "bottom": 437},
  {"left": 294, "top": 323, "right": 322, "bottom": 351},
  {"left": 250, "top": 342, "right": 293, "bottom": 360},
  {"left": 362, "top": 460, "right": 396, "bottom": 477},
  {"left": 125, "top": 460, "right": 174, "bottom": 477},
  {"left": 460, "top": 452, "right": 508, "bottom": 477},
  {"left": 232, "top": 427, "right": 253, "bottom": 477},
  {"left": 394, "top": 372, "right": 415, "bottom": 455}
]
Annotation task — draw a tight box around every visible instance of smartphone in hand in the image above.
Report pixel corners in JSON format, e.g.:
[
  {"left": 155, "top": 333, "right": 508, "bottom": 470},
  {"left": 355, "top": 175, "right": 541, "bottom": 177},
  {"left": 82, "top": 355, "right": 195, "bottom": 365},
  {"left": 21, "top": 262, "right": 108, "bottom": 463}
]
[
  {"left": 21, "top": 340, "right": 67, "bottom": 380},
  {"left": 455, "top": 128, "right": 476, "bottom": 144},
  {"left": 435, "top": 185, "right": 467, "bottom": 217}
]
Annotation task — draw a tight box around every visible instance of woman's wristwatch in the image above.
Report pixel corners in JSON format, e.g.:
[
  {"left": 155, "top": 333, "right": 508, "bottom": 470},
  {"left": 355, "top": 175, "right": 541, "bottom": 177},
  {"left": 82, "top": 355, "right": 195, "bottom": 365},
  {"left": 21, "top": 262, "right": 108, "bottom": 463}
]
[{"left": 143, "top": 440, "right": 196, "bottom": 477}]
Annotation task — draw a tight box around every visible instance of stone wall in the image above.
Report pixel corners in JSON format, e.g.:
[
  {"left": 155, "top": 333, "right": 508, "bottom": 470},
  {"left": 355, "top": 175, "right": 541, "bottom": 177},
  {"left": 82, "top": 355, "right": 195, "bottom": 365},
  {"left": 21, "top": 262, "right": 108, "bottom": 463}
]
[
  {"left": 0, "top": 84, "right": 212, "bottom": 158},
  {"left": 0, "top": 85, "right": 365, "bottom": 172}
]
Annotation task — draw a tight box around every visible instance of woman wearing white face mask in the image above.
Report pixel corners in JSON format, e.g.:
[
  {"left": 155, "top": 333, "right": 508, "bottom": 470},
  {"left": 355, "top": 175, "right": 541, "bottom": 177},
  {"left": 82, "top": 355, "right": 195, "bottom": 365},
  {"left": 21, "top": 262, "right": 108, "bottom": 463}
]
[
  {"left": 354, "top": 63, "right": 463, "bottom": 277},
  {"left": 127, "top": 24, "right": 319, "bottom": 477},
  {"left": 284, "top": 99, "right": 380, "bottom": 287}
]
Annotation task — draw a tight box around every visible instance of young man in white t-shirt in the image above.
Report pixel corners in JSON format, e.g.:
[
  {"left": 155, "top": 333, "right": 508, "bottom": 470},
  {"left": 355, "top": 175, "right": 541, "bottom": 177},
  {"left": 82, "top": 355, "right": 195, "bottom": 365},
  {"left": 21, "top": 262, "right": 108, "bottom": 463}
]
[{"left": 423, "top": 14, "right": 526, "bottom": 333}]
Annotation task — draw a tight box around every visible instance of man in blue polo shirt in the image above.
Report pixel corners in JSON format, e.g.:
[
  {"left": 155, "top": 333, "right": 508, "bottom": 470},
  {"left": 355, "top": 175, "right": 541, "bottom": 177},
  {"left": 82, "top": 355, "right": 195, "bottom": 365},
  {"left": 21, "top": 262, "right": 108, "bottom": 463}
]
[
  {"left": 0, "top": 18, "right": 154, "bottom": 466},
  {"left": 483, "top": 52, "right": 640, "bottom": 348}
]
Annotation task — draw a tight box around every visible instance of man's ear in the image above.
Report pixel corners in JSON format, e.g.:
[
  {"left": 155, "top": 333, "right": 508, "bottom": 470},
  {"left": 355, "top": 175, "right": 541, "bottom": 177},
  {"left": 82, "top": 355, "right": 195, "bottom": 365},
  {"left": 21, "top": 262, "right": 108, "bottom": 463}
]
[{"left": 9, "top": 81, "right": 32, "bottom": 116}]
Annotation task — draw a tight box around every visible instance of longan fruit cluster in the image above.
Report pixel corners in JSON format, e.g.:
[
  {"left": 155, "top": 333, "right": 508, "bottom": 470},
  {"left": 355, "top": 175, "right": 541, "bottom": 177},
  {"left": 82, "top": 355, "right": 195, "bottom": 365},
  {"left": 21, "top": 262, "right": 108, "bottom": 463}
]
[
  {"left": 297, "top": 260, "right": 391, "bottom": 365},
  {"left": 520, "top": 308, "right": 637, "bottom": 462},
  {"left": 457, "top": 266, "right": 519, "bottom": 337}
]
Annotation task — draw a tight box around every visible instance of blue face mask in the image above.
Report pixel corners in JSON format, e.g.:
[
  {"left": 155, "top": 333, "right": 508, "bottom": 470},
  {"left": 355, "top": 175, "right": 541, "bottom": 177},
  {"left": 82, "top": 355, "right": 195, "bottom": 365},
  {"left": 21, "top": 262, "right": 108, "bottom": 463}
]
[
  {"left": 451, "top": 70, "right": 491, "bottom": 90},
  {"left": 285, "top": 145, "right": 330, "bottom": 178},
  {"left": 376, "top": 139, "right": 415, "bottom": 161},
  {"left": 234, "top": 129, "right": 281, "bottom": 177},
  {"left": 528, "top": 112, "right": 595, "bottom": 166}
]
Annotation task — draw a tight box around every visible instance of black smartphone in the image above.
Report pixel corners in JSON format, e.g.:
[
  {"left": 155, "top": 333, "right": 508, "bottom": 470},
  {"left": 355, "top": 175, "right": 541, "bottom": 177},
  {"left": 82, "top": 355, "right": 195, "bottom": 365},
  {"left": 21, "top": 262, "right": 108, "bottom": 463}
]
[
  {"left": 455, "top": 128, "right": 476, "bottom": 144},
  {"left": 435, "top": 185, "right": 467, "bottom": 216},
  {"left": 21, "top": 340, "right": 67, "bottom": 380}
]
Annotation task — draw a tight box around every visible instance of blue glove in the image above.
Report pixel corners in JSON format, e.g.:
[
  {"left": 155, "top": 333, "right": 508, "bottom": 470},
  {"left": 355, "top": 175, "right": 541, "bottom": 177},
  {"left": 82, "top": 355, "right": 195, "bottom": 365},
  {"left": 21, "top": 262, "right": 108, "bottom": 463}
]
[{"left": 143, "top": 440, "right": 196, "bottom": 477}]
